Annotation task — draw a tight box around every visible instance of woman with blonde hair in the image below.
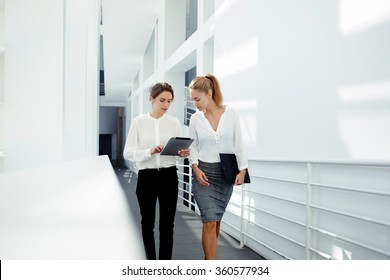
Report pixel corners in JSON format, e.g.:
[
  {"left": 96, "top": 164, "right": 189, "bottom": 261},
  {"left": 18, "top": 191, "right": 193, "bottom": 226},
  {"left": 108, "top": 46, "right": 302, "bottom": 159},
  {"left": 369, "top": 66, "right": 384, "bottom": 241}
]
[{"left": 188, "top": 74, "right": 248, "bottom": 259}]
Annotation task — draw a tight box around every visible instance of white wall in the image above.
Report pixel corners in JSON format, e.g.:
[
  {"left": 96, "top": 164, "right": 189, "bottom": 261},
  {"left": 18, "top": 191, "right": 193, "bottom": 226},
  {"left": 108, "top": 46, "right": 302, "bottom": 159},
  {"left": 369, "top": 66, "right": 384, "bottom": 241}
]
[
  {"left": 5, "top": 0, "right": 64, "bottom": 171},
  {"left": 212, "top": 0, "right": 390, "bottom": 260},
  {"left": 214, "top": 0, "right": 390, "bottom": 161},
  {"left": 4, "top": 0, "right": 100, "bottom": 171},
  {"left": 0, "top": 0, "right": 5, "bottom": 171},
  {"left": 164, "top": 0, "right": 186, "bottom": 59}
]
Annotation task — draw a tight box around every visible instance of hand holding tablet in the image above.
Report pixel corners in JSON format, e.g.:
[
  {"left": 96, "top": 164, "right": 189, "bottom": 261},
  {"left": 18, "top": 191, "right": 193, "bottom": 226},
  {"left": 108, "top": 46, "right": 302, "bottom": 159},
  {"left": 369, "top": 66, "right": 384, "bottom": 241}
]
[{"left": 161, "top": 137, "right": 194, "bottom": 156}]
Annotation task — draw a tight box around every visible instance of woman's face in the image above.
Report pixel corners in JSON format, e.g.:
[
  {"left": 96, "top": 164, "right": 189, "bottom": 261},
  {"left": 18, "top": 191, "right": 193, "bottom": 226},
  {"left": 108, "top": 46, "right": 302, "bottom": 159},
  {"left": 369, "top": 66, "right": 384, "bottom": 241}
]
[
  {"left": 190, "top": 89, "right": 211, "bottom": 111},
  {"left": 151, "top": 90, "right": 173, "bottom": 115}
]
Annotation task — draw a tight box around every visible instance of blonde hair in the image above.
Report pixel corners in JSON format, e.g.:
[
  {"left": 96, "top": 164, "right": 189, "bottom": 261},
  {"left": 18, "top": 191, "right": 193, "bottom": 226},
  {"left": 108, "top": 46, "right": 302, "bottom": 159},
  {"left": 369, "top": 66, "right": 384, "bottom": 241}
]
[{"left": 189, "top": 74, "right": 223, "bottom": 107}]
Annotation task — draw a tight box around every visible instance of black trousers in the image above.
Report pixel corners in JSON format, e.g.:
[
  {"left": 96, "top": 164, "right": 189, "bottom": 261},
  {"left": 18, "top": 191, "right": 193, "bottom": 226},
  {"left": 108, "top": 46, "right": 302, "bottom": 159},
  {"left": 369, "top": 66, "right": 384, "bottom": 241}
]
[{"left": 136, "top": 166, "right": 178, "bottom": 260}]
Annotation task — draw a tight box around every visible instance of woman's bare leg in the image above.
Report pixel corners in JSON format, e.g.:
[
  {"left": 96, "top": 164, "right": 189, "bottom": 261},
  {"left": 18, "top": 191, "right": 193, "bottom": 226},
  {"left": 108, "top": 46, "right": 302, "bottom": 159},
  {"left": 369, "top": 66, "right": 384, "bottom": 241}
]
[
  {"left": 202, "top": 221, "right": 218, "bottom": 260},
  {"left": 216, "top": 221, "right": 221, "bottom": 238}
]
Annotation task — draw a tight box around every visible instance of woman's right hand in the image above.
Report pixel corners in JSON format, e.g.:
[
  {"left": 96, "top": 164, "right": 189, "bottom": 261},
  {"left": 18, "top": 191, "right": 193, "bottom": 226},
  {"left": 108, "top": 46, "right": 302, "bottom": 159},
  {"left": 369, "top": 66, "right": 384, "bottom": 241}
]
[
  {"left": 150, "top": 145, "right": 164, "bottom": 155},
  {"left": 192, "top": 164, "right": 209, "bottom": 186}
]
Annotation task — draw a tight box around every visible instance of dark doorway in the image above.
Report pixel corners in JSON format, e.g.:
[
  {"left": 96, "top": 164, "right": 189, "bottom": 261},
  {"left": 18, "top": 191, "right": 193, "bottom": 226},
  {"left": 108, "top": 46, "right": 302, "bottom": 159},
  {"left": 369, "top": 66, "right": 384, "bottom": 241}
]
[{"left": 99, "top": 134, "right": 112, "bottom": 161}]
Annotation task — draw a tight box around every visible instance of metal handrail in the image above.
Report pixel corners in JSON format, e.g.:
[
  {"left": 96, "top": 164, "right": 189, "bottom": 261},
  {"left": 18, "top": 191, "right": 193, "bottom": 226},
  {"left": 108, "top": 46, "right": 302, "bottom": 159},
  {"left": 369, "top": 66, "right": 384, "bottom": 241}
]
[
  {"left": 176, "top": 161, "right": 198, "bottom": 212},
  {"left": 177, "top": 158, "right": 390, "bottom": 259},
  {"left": 251, "top": 158, "right": 390, "bottom": 167},
  {"left": 247, "top": 159, "right": 390, "bottom": 259}
]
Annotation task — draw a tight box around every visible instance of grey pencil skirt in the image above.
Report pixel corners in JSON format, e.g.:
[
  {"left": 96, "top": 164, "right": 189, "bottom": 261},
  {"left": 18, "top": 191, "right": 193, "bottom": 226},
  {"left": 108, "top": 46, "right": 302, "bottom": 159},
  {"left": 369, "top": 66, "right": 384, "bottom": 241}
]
[{"left": 192, "top": 160, "right": 234, "bottom": 223}]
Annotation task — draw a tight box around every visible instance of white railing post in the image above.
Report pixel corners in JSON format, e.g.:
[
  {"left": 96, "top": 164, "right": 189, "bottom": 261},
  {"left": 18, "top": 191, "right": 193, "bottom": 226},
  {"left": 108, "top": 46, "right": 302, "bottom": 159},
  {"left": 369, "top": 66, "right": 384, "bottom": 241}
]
[
  {"left": 305, "top": 162, "right": 313, "bottom": 260},
  {"left": 188, "top": 165, "right": 193, "bottom": 211},
  {"left": 240, "top": 184, "right": 245, "bottom": 247}
]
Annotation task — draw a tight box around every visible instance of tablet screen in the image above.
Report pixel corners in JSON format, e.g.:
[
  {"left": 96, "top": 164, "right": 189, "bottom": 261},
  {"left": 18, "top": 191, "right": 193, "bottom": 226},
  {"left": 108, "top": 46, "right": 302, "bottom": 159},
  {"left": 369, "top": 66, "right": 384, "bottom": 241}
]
[{"left": 160, "top": 137, "right": 194, "bottom": 156}]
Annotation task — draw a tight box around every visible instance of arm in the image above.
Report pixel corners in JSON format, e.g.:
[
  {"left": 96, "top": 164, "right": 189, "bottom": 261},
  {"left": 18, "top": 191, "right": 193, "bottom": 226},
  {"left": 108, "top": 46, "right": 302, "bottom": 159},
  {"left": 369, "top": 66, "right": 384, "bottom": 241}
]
[
  {"left": 191, "top": 162, "right": 209, "bottom": 186},
  {"left": 123, "top": 119, "right": 153, "bottom": 162},
  {"left": 188, "top": 115, "right": 209, "bottom": 186},
  {"left": 173, "top": 118, "right": 190, "bottom": 158},
  {"left": 233, "top": 112, "right": 248, "bottom": 185},
  {"left": 188, "top": 117, "right": 199, "bottom": 166}
]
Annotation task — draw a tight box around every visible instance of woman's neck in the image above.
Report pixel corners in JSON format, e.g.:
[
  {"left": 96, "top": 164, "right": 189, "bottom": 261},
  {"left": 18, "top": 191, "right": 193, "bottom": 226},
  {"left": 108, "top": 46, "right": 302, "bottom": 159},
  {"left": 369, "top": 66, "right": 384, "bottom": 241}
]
[
  {"left": 205, "top": 103, "right": 224, "bottom": 116},
  {"left": 150, "top": 110, "right": 164, "bottom": 119}
]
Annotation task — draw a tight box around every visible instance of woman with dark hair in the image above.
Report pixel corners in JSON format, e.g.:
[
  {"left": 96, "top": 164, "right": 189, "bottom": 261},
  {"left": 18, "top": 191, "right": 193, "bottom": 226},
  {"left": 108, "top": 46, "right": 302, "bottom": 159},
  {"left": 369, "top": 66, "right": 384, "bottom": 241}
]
[
  {"left": 188, "top": 74, "right": 248, "bottom": 260},
  {"left": 123, "top": 82, "right": 190, "bottom": 260}
]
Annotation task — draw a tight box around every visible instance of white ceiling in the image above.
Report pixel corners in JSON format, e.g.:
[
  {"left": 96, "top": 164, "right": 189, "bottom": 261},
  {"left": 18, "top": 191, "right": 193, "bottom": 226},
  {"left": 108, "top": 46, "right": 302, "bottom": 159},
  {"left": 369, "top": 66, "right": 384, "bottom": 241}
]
[{"left": 101, "top": 0, "right": 162, "bottom": 103}]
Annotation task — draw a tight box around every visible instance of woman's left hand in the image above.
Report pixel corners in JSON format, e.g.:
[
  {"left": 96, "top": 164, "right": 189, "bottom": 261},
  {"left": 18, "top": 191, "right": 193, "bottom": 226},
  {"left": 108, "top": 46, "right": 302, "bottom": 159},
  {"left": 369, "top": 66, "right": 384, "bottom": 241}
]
[
  {"left": 235, "top": 170, "right": 246, "bottom": 185},
  {"left": 178, "top": 149, "right": 190, "bottom": 158}
]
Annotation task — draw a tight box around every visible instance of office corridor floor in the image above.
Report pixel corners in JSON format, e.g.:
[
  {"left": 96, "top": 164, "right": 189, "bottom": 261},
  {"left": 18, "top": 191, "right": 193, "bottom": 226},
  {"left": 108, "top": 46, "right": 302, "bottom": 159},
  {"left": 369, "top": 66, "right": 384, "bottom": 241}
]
[{"left": 114, "top": 166, "right": 265, "bottom": 260}]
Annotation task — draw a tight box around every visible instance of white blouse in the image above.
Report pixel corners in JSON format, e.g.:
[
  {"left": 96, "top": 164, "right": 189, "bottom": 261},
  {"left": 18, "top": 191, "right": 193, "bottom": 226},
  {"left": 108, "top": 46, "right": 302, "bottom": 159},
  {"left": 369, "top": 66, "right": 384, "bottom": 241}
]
[
  {"left": 123, "top": 113, "right": 182, "bottom": 170},
  {"left": 188, "top": 106, "right": 248, "bottom": 171}
]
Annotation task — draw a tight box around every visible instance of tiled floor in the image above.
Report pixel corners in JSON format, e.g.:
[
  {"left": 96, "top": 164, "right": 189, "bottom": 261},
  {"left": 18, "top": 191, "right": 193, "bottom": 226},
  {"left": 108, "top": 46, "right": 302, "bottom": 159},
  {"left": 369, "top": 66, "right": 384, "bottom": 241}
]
[{"left": 115, "top": 167, "right": 265, "bottom": 260}]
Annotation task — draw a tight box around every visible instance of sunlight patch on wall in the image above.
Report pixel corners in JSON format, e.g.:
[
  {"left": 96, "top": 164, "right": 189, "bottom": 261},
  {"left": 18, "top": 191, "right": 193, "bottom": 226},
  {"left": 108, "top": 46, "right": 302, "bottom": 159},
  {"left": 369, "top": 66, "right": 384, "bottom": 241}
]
[
  {"left": 250, "top": 196, "right": 258, "bottom": 224},
  {"left": 332, "top": 245, "right": 352, "bottom": 260},
  {"left": 215, "top": 37, "right": 258, "bottom": 78},
  {"left": 242, "top": 196, "right": 256, "bottom": 223},
  {"left": 340, "top": 0, "right": 390, "bottom": 35},
  {"left": 339, "top": 81, "right": 390, "bottom": 102},
  {"left": 338, "top": 81, "right": 390, "bottom": 160},
  {"left": 227, "top": 191, "right": 242, "bottom": 216},
  {"left": 214, "top": 0, "right": 240, "bottom": 19},
  {"left": 226, "top": 99, "right": 257, "bottom": 149}
]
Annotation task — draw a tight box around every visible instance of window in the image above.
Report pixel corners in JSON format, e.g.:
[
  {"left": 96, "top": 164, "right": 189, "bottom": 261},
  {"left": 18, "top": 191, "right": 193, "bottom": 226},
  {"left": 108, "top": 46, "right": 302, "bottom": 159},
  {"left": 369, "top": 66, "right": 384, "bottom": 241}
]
[{"left": 184, "top": 67, "right": 196, "bottom": 126}]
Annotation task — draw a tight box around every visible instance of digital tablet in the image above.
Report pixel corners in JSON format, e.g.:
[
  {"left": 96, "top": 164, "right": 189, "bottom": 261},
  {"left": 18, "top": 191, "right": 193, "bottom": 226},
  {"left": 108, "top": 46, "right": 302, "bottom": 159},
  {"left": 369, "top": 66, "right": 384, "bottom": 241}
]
[{"left": 160, "top": 137, "right": 194, "bottom": 156}]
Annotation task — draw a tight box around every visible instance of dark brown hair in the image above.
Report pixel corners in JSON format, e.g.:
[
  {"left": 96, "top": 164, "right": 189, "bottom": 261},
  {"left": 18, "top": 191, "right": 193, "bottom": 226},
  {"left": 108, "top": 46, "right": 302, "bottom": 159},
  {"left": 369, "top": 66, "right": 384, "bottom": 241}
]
[
  {"left": 189, "top": 74, "right": 223, "bottom": 107},
  {"left": 150, "top": 82, "right": 174, "bottom": 100}
]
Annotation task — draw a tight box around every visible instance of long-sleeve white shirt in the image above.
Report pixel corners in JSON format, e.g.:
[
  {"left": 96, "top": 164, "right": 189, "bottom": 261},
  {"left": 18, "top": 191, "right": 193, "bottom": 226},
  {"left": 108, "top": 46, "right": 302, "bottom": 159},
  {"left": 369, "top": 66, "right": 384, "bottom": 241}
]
[
  {"left": 188, "top": 106, "right": 248, "bottom": 171},
  {"left": 123, "top": 113, "right": 182, "bottom": 170}
]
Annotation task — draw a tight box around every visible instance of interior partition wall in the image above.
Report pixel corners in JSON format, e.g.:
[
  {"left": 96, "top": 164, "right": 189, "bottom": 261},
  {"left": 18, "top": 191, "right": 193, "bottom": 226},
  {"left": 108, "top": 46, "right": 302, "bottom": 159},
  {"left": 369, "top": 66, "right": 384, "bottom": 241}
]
[
  {"left": 4, "top": 0, "right": 64, "bottom": 171},
  {"left": 0, "top": 0, "right": 4, "bottom": 172},
  {"left": 214, "top": 0, "right": 390, "bottom": 260},
  {"left": 143, "top": 29, "right": 156, "bottom": 82},
  {"left": 3, "top": 0, "right": 100, "bottom": 172}
]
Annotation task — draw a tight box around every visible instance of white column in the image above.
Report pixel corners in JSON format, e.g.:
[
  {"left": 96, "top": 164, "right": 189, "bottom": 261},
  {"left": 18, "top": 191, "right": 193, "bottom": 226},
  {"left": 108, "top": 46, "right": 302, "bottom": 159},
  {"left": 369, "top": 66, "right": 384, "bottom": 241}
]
[
  {"left": 63, "top": 0, "right": 100, "bottom": 160},
  {"left": 5, "top": 0, "right": 64, "bottom": 171},
  {"left": 4, "top": 0, "right": 100, "bottom": 171}
]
